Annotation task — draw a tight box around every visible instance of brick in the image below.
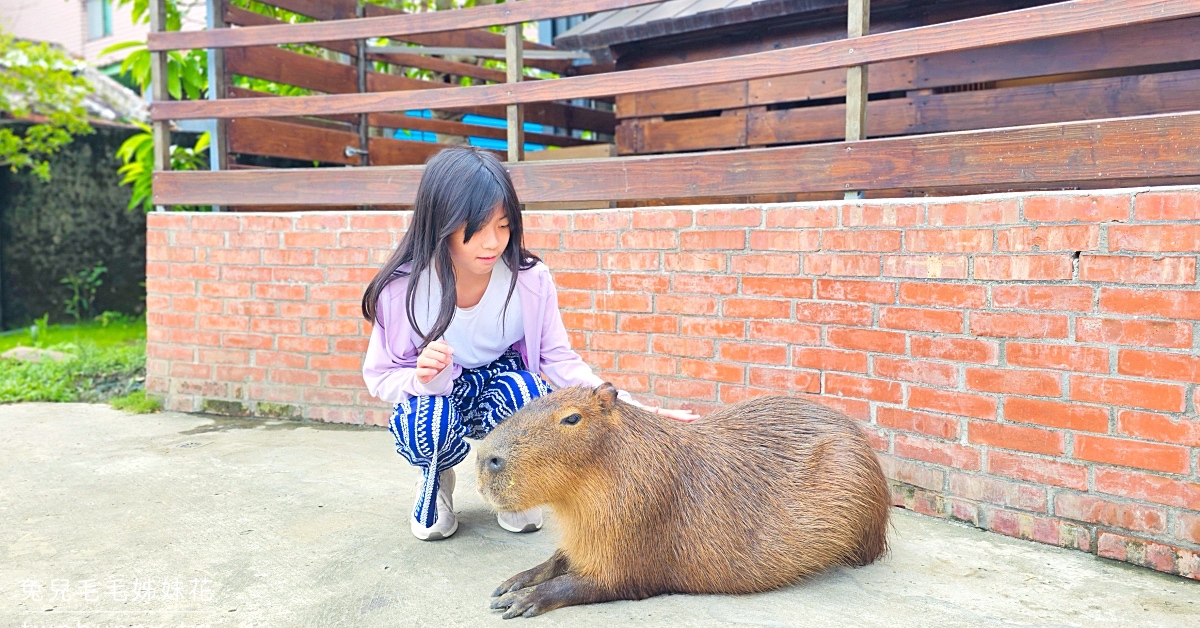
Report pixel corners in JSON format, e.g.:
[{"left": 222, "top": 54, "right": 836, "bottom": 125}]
[
  {"left": 928, "top": 200, "right": 1019, "bottom": 226},
  {"left": 222, "top": 333, "right": 275, "bottom": 350},
  {"left": 825, "top": 373, "right": 902, "bottom": 403},
  {"left": 879, "top": 307, "right": 963, "bottom": 333},
  {"left": 310, "top": 354, "right": 363, "bottom": 372},
  {"left": 543, "top": 252, "right": 599, "bottom": 270},
  {"left": 554, "top": 272, "right": 608, "bottom": 291},
  {"left": 681, "top": 230, "right": 746, "bottom": 250},
  {"left": 749, "top": 367, "right": 821, "bottom": 392},
  {"left": 1023, "top": 194, "right": 1131, "bottom": 222},
  {"left": 742, "top": 277, "right": 813, "bottom": 299},
  {"left": 295, "top": 213, "right": 347, "bottom": 230},
  {"left": 562, "top": 311, "right": 616, "bottom": 331},
  {"left": 804, "top": 254, "right": 880, "bottom": 276},
  {"left": 899, "top": 282, "right": 986, "bottom": 308},
  {"left": 317, "top": 249, "right": 371, "bottom": 266},
  {"left": 557, "top": 290, "right": 592, "bottom": 310},
  {"left": 595, "top": 293, "right": 654, "bottom": 313},
  {"left": 197, "top": 314, "right": 250, "bottom": 332},
  {"left": 1004, "top": 398, "right": 1109, "bottom": 432},
  {"left": 524, "top": 231, "right": 560, "bottom": 251},
  {"left": 949, "top": 473, "right": 1047, "bottom": 512},
  {"left": 966, "top": 368, "right": 1062, "bottom": 397},
  {"left": 909, "top": 387, "right": 997, "bottom": 420},
  {"left": 974, "top": 255, "right": 1072, "bottom": 281},
  {"left": 277, "top": 336, "right": 329, "bottom": 353},
  {"left": 794, "top": 302, "right": 873, "bottom": 326},
  {"left": 325, "top": 267, "right": 374, "bottom": 284},
  {"left": 681, "top": 359, "right": 745, "bottom": 384},
  {"left": 172, "top": 297, "right": 222, "bottom": 314},
  {"left": 271, "top": 368, "right": 321, "bottom": 386},
  {"left": 970, "top": 312, "right": 1068, "bottom": 339},
  {"left": 1006, "top": 343, "right": 1108, "bottom": 373},
  {"left": 816, "top": 279, "right": 894, "bottom": 303},
  {"left": 1074, "top": 435, "right": 1190, "bottom": 474},
  {"left": 147, "top": 344, "right": 196, "bottom": 361},
  {"left": 894, "top": 434, "right": 981, "bottom": 470},
  {"left": 619, "top": 230, "right": 678, "bottom": 249},
  {"left": 968, "top": 421, "right": 1064, "bottom": 456},
  {"left": 664, "top": 252, "right": 727, "bottom": 272},
  {"left": 720, "top": 343, "right": 788, "bottom": 365},
  {"left": 1094, "top": 468, "right": 1200, "bottom": 509},
  {"left": 906, "top": 229, "right": 992, "bottom": 253},
  {"left": 602, "top": 252, "right": 661, "bottom": 271},
  {"left": 878, "top": 453, "right": 946, "bottom": 491},
  {"left": 275, "top": 267, "right": 328, "bottom": 284},
  {"left": 823, "top": 230, "right": 902, "bottom": 252},
  {"left": 619, "top": 314, "right": 678, "bottom": 333},
  {"left": 612, "top": 273, "right": 671, "bottom": 293},
  {"left": 209, "top": 248, "right": 262, "bottom": 265},
  {"left": 263, "top": 249, "right": 316, "bottom": 266},
  {"left": 1081, "top": 255, "right": 1196, "bottom": 285},
  {"left": 992, "top": 285, "right": 1094, "bottom": 312},
  {"left": 305, "top": 319, "right": 360, "bottom": 336},
  {"left": 765, "top": 206, "right": 837, "bottom": 228},
  {"left": 653, "top": 377, "right": 717, "bottom": 401},
  {"left": 750, "top": 230, "right": 820, "bottom": 251},
  {"left": 1069, "top": 375, "right": 1186, "bottom": 412},
  {"left": 696, "top": 208, "right": 762, "bottom": 227},
  {"left": 1134, "top": 190, "right": 1200, "bottom": 220},
  {"left": 748, "top": 321, "right": 821, "bottom": 345},
  {"left": 1056, "top": 493, "right": 1167, "bottom": 535},
  {"left": 1099, "top": 288, "right": 1200, "bottom": 320},
  {"left": 169, "top": 329, "right": 221, "bottom": 346},
  {"left": 148, "top": 311, "right": 198, "bottom": 329},
  {"left": 650, "top": 335, "right": 713, "bottom": 358},
  {"left": 987, "top": 451, "right": 1088, "bottom": 490},
  {"left": 843, "top": 203, "right": 924, "bottom": 227},
  {"left": 722, "top": 298, "right": 790, "bottom": 319},
  {"left": 170, "top": 363, "right": 211, "bottom": 379},
  {"left": 222, "top": 265, "right": 273, "bottom": 283},
  {"left": 874, "top": 357, "right": 957, "bottom": 387},
  {"left": 827, "top": 327, "right": 906, "bottom": 354},
  {"left": 175, "top": 230, "right": 225, "bottom": 247},
  {"left": 718, "top": 385, "right": 777, "bottom": 405},
  {"left": 1180, "top": 513, "right": 1200, "bottom": 545},
  {"left": 683, "top": 317, "right": 745, "bottom": 339},
  {"left": 878, "top": 407, "right": 960, "bottom": 439},
  {"left": 573, "top": 211, "right": 630, "bottom": 231},
  {"left": 170, "top": 263, "right": 220, "bottom": 281},
  {"left": 254, "top": 284, "right": 307, "bottom": 301},
  {"left": 731, "top": 254, "right": 800, "bottom": 275},
  {"left": 669, "top": 273, "right": 735, "bottom": 294},
  {"left": 617, "top": 354, "right": 677, "bottom": 375},
  {"left": 1120, "top": 349, "right": 1200, "bottom": 384},
  {"left": 655, "top": 294, "right": 717, "bottom": 315},
  {"left": 997, "top": 225, "right": 1099, "bottom": 251},
  {"left": 815, "top": 395, "right": 871, "bottom": 421},
  {"left": 564, "top": 231, "right": 617, "bottom": 250},
  {"left": 309, "top": 285, "right": 362, "bottom": 301},
  {"left": 882, "top": 255, "right": 967, "bottom": 279},
  {"left": 1109, "top": 225, "right": 1200, "bottom": 252},
  {"left": 632, "top": 210, "right": 692, "bottom": 229},
  {"left": 793, "top": 347, "right": 869, "bottom": 373},
  {"left": 1076, "top": 317, "right": 1192, "bottom": 348},
  {"left": 251, "top": 317, "right": 302, "bottom": 335},
  {"left": 337, "top": 231, "right": 390, "bottom": 248},
  {"left": 1117, "top": 410, "right": 1200, "bottom": 447}
]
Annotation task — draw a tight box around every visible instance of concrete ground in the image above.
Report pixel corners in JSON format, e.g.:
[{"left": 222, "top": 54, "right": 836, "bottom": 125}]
[{"left": 1, "top": 403, "right": 1198, "bottom": 628}]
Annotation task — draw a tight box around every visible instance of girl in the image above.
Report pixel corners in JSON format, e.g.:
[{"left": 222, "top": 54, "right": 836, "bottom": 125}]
[{"left": 361, "top": 147, "right": 696, "bottom": 541}]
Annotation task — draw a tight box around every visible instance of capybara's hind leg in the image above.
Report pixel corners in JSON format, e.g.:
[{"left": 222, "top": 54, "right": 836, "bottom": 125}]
[
  {"left": 492, "top": 550, "right": 569, "bottom": 597},
  {"left": 491, "top": 573, "right": 618, "bottom": 619}
]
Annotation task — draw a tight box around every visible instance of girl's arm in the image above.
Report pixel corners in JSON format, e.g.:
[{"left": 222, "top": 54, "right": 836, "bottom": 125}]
[{"left": 362, "top": 283, "right": 462, "bottom": 403}]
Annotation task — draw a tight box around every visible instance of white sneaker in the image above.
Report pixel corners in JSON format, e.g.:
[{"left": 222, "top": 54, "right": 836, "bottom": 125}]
[
  {"left": 497, "top": 506, "right": 543, "bottom": 533},
  {"left": 410, "top": 468, "right": 457, "bottom": 541}
]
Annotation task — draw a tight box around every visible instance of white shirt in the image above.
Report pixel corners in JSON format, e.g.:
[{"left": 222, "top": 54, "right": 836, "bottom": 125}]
[{"left": 411, "top": 262, "right": 524, "bottom": 369}]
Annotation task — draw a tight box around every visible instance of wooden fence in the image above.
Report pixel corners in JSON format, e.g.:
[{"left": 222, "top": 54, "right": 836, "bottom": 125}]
[{"left": 148, "top": 0, "right": 1200, "bottom": 208}]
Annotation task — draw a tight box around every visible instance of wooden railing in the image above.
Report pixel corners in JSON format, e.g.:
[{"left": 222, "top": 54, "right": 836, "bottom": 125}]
[{"left": 149, "top": 0, "right": 1200, "bottom": 208}]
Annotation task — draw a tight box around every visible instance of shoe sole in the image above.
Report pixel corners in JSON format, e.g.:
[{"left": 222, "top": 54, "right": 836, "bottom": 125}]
[
  {"left": 498, "top": 520, "right": 542, "bottom": 533},
  {"left": 413, "top": 519, "right": 459, "bottom": 541}
]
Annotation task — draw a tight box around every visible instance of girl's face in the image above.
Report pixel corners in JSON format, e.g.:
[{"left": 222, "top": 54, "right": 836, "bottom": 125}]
[{"left": 448, "top": 203, "right": 510, "bottom": 278}]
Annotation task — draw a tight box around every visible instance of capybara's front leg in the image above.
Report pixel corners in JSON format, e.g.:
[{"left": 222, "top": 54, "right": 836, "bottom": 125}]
[
  {"left": 492, "top": 573, "right": 619, "bottom": 618},
  {"left": 492, "top": 550, "right": 570, "bottom": 597}
]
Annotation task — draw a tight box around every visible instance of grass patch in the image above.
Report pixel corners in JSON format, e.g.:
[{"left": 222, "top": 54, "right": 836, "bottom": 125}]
[
  {"left": 110, "top": 390, "right": 161, "bottom": 414},
  {"left": 0, "top": 315, "right": 150, "bottom": 405}
]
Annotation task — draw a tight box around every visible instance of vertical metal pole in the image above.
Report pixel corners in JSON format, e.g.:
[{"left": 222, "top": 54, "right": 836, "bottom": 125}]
[
  {"left": 505, "top": 23, "right": 524, "bottom": 163},
  {"left": 149, "top": 0, "right": 171, "bottom": 212},
  {"left": 356, "top": 3, "right": 369, "bottom": 168},
  {"left": 206, "top": 0, "right": 228, "bottom": 211},
  {"left": 844, "top": 0, "right": 869, "bottom": 200}
]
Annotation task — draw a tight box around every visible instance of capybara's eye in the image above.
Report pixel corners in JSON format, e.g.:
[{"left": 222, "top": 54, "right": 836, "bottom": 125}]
[{"left": 560, "top": 413, "right": 582, "bottom": 426}]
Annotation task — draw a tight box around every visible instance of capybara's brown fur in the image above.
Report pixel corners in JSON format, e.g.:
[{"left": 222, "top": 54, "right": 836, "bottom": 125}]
[{"left": 476, "top": 383, "right": 890, "bottom": 618}]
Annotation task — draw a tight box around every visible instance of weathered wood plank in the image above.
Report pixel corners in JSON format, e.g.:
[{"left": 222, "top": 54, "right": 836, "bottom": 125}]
[
  {"left": 227, "top": 117, "right": 496, "bottom": 166},
  {"left": 153, "top": 0, "right": 1200, "bottom": 122},
  {"left": 155, "top": 111, "right": 1200, "bottom": 205},
  {"left": 618, "top": 110, "right": 750, "bottom": 154},
  {"left": 148, "top": 0, "right": 669, "bottom": 51}
]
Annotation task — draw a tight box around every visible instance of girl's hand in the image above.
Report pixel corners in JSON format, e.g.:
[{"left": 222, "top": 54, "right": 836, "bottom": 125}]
[
  {"left": 416, "top": 340, "right": 454, "bottom": 384},
  {"left": 649, "top": 406, "right": 701, "bottom": 422}
]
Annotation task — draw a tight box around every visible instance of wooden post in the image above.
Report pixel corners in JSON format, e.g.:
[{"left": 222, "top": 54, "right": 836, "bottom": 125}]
[
  {"left": 355, "top": 2, "right": 369, "bottom": 168},
  {"left": 206, "top": 0, "right": 228, "bottom": 211},
  {"left": 505, "top": 23, "right": 524, "bottom": 163},
  {"left": 845, "top": 0, "right": 869, "bottom": 200},
  {"left": 149, "top": 0, "right": 171, "bottom": 212}
]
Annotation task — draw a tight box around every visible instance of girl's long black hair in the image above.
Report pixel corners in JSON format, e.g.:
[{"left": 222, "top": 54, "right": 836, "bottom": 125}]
[{"left": 361, "top": 147, "right": 540, "bottom": 347}]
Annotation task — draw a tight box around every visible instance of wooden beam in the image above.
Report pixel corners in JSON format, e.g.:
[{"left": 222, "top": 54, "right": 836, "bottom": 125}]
[
  {"left": 148, "top": 0, "right": 668, "bottom": 51},
  {"left": 154, "top": 111, "right": 1200, "bottom": 205},
  {"left": 226, "top": 117, "right": 498, "bottom": 165},
  {"left": 149, "top": 0, "right": 170, "bottom": 212},
  {"left": 845, "top": 0, "right": 870, "bottom": 200},
  {"left": 507, "top": 24, "right": 524, "bottom": 163},
  {"left": 207, "top": 0, "right": 229, "bottom": 206},
  {"left": 152, "top": 0, "right": 1200, "bottom": 121}
]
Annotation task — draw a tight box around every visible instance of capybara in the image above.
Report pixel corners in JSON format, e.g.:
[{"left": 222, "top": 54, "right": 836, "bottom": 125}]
[{"left": 475, "top": 383, "right": 890, "bottom": 618}]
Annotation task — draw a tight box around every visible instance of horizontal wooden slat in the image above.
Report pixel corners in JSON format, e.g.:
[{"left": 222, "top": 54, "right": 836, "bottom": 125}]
[
  {"left": 370, "top": 113, "right": 595, "bottom": 148},
  {"left": 155, "top": 111, "right": 1200, "bottom": 205},
  {"left": 149, "top": 0, "right": 668, "bottom": 51},
  {"left": 153, "top": 0, "right": 1200, "bottom": 121}
]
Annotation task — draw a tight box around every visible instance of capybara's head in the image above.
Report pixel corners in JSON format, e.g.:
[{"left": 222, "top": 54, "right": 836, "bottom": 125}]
[{"left": 476, "top": 383, "right": 621, "bottom": 512}]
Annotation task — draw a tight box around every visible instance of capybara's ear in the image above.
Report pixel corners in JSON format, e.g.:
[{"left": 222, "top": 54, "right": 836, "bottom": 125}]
[{"left": 593, "top": 382, "right": 618, "bottom": 409}]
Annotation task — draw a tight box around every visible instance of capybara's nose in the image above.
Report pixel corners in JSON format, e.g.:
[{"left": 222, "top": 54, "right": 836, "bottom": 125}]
[{"left": 486, "top": 454, "right": 505, "bottom": 474}]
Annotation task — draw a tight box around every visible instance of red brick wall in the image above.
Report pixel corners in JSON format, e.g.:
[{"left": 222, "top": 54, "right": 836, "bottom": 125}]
[{"left": 146, "top": 187, "right": 1200, "bottom": 579}]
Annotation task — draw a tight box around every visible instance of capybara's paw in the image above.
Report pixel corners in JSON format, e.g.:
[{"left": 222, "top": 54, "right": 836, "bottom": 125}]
[
  {"left": 493, "top": 570, "right": 538, "bottom": 597},
  {"left": 491, "top": 586, "right": 552, "bottom": 619}
]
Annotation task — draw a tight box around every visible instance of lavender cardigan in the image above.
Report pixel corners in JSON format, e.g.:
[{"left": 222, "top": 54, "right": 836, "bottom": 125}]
[{"left": 363, "top": 262, "right": 632, "bottom": 405}]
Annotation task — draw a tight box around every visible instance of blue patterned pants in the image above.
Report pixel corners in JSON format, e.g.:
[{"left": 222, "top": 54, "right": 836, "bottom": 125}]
[{"left": 388, "top": 348, "right": 551, "bottom": 527}]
